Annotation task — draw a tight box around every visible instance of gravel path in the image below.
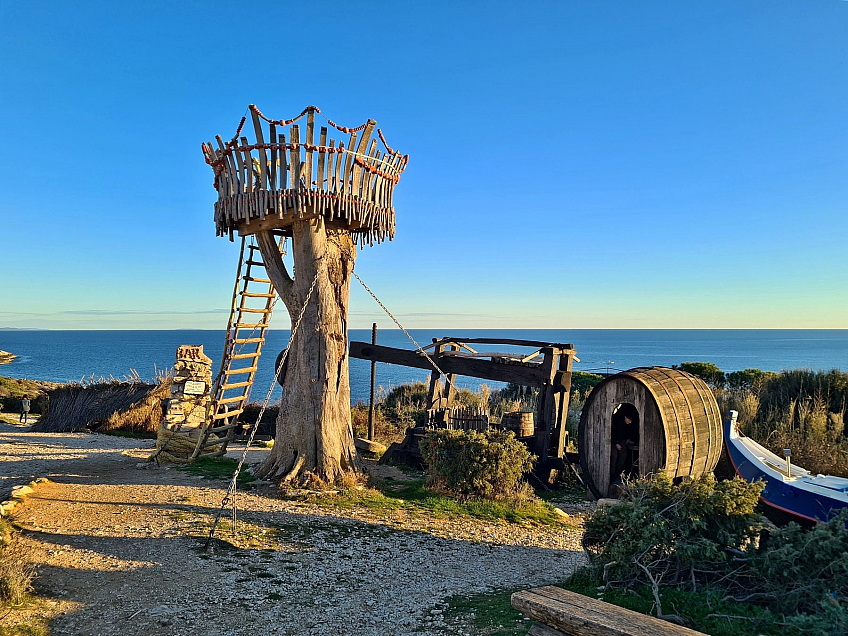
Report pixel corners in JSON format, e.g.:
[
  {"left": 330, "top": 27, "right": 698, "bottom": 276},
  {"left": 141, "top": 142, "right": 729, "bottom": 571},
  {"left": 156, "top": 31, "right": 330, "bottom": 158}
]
[{"left": 0, "top": 425, "right": 587, "bottom": 635}]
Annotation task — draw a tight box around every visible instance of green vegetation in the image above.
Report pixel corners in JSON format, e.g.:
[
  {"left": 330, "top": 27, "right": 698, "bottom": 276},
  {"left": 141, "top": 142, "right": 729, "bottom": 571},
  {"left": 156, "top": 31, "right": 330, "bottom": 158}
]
[
  {"left": 442, "top": 588, "right": 529, "bottom": 635},
  {"left": 285, "top": 475, "right": 567, "bottom": 525},
  {"left": 178, "top": 456, "right": 256, "bottom": 485},
  {"left": 0, "top": 376, "right": 51, "bottom": 415},
  {"left": 562, "top": 571, "right": 782, "bottom": 636},
  {"left": 574, "top": 474, "right": 848, "bottom": 634},
  {"left": 420, "top": 429, "right": 535, "bottom": 500}
]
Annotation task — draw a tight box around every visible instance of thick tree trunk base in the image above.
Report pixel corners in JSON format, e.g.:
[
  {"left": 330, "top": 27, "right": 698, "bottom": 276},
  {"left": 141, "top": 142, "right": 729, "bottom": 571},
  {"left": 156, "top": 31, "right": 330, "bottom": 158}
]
[{"left": 254, "top": 219, "right": 361, "bottom": 486}]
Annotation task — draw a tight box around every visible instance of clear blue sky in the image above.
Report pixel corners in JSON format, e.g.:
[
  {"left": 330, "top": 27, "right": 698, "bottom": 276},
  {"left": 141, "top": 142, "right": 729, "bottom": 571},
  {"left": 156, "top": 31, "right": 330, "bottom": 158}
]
[{"left": 1, "top": 1, "right": 846, "bottom": 329}]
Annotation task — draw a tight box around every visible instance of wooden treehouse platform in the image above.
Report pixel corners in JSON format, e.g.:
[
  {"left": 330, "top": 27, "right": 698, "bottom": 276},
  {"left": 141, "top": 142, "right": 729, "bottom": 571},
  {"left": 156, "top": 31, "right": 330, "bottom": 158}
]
[{"left": 202, "top": 104, "right": 408, "bottom": 246}]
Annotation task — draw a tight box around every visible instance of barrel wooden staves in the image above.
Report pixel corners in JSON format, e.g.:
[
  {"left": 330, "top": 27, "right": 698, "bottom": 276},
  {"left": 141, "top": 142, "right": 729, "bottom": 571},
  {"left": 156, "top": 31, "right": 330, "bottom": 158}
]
[
  {"left": 501, "top": 411, "right": 535, "bottom": 437},
  {"left": 578, "top": 367, "right": 723, "bottom": 499}
]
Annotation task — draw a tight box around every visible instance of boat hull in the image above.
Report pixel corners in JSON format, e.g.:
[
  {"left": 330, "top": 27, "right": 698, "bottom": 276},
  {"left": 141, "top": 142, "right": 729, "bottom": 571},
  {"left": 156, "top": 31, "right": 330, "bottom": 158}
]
[{"left": 724, "top": 419, "right": 848, "bottom": 527}]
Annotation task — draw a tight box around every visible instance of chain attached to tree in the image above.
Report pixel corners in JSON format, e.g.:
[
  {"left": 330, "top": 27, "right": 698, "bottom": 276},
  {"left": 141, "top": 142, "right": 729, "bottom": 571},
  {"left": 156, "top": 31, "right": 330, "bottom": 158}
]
[
  {"left": 352, "top": 271, "right": 450, "bottom": 380},
  {"left": 204, "top": 268, "right": 321, "bottom": 551}
]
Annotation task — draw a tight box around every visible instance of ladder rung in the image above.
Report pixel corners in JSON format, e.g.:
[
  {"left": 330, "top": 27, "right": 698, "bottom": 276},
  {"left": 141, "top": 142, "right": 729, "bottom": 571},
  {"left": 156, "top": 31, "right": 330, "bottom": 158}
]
[
  {"left": 234, "top": 323, "right": 266, "bottom": 329},
  {"left": 244, "top": 276, "right": 271, "bottom": 284},
  {"left": 221, "top": 381, "right": 252, "bottom": 390},
  {"left": 217, "top": 395, "right": 246, "bottom": 405},
  {"left": 244, "top": 259, "right": 264, "bottom": 266},
  {"left": 211, "top": 409, "right": 243, "bottom": 420},
  {"left": 233, "top": 337, "right": 264, "bottom": 344},
  {"left": 247, "top": 244, "right": 261, "bottom": 251},
  {"left": 237, "top": 307, "right": 270, "bottom": 314},
  {"left": 209, "top": 422, "right": 241, "bottom": 434},
  {"left": 202, "top": 435, "right": 234, "bottom": 449},
  {"left": 230, "top": 352, "right": 260, "bottom": 360},
  {"left": 226, "top": 366, "right": 258, "bottom": 375},
  {"left": 240, "top": 292, "right": 276, "bottom": 298}
]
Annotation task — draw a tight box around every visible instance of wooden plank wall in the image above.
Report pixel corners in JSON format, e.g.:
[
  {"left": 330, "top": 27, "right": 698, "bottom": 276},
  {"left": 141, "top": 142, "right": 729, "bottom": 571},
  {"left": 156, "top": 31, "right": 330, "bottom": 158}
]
[{"left": 202, "top": 106, "right": 408, "bottom": 245}]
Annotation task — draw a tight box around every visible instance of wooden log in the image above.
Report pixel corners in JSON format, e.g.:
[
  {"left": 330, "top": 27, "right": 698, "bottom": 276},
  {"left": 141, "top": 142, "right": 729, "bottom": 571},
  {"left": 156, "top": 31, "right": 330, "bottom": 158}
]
[
  {"left": 217, "top": 135, "right": 239, "bottom": 197},
  {"left": 240, "top": 137, "right": 252, "bottom": 194},
  {"left": 511, "top": 587, "right": 706, "bottom": 636},
  {"left": 341, "top": 131, "right": 358, "bottom": 208},
  {"left": 304, "top": 109, "right": 314, "bottom": 198},
  {"left": 349, "top": 341, "right": 549, "bottom": 386},
  {"left": 289, "top": 125, "right": 301, "bottom": 216},
  {"left": 269, "top": 123, "right": 278, "bottom": 191},
  {"left": 351, "top": 120, "right": 375, "bottom": 199},
  {"left": 317, "top": 126, "right": 328, "bottom": 213},
  {"left": 251, "top": 109, "right": 268, "bottom": 190}
]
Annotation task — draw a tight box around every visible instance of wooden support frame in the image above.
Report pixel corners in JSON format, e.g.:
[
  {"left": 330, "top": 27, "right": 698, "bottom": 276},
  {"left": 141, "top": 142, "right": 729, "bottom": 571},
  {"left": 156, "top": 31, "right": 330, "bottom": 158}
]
[{"left": 350, "top": 336, "right": 576, "bottom": 469}]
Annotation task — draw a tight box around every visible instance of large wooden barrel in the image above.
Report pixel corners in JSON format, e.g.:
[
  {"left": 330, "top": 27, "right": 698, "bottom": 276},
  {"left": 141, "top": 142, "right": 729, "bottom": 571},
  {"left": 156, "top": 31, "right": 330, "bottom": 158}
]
[
  {"left": 501, "top": 411, "right": 535, "bottom": 437},
  {"left": 578, "top": 367, "right": 723, "bottom": 499}
]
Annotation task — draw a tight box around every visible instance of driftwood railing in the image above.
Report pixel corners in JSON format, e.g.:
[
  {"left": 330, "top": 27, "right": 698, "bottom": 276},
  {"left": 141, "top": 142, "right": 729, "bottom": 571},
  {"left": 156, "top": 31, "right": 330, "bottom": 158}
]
[{"left": 202, "top": 105, "right": 408, "bottom": 246}]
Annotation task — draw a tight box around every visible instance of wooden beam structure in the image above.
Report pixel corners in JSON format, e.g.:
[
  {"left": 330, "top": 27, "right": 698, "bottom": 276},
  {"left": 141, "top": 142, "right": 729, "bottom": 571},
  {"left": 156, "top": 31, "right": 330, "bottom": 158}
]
[{"left": 349, "top": 336, "right": 576, "bottom": 472}]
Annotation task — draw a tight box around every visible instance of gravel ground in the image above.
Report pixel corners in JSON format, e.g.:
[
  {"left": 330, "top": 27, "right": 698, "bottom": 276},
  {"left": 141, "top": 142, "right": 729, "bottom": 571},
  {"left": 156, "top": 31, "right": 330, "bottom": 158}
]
[{"left": 0, "top": 424, "right": 588, "bottom": 635}]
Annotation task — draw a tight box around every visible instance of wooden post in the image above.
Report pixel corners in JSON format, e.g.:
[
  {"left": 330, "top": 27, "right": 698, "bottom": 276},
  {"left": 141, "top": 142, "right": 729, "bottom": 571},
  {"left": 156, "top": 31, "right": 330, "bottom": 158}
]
[
  {"left": 551, "top": 350, "right": 573, "bottom": 459},
  {"left": 426, "top": 339, "right": 445, "bottom": 409},
  {"left": 368, "top": 323, "right": 377, "bottom": 441},
  {"left": 535, "top": 347, "right": 560, "bottom": 465}
]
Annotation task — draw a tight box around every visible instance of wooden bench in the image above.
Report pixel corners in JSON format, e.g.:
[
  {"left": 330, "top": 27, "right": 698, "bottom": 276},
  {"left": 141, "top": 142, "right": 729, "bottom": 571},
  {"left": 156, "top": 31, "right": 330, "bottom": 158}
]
[{"left": 511, "top": 586, "right": 706, "bottom": 636}]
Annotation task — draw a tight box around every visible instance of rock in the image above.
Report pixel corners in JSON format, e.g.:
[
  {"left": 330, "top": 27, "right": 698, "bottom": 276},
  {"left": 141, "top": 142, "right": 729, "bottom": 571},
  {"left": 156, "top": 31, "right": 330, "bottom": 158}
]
[
  {"left": 11, "top": 485, "right": 34, "bottom": 498},
  {"left": 0, "top": 350, "right": 16, "bottom": 364},
  {"left": 354, "top": 438, "right": 388, "bottom": 455},
  {"left": 597, "top": 498, "right": 620, "bottom": 508}
]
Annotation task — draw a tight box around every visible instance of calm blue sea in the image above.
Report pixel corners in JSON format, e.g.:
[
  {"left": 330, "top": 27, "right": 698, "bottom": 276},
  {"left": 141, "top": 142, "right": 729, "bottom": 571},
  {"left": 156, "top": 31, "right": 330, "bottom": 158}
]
[{"left": 1, "top": 330, "right": 846, "bottom": 403}]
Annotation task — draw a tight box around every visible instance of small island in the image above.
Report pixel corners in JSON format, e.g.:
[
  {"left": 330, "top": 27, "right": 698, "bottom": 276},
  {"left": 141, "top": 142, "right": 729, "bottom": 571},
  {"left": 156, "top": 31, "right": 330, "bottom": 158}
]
[{"left": 0, "top": 351, "right": 16, "bottom": 365}]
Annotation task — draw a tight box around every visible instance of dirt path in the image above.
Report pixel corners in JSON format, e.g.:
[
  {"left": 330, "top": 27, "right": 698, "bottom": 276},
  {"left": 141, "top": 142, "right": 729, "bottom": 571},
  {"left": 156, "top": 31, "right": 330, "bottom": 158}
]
[{"left": 1, "top": 427, "right": 586, "bottom": 635}]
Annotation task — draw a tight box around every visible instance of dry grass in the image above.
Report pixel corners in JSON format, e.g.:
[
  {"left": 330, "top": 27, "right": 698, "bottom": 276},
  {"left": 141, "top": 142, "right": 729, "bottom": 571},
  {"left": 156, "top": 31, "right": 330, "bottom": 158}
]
[
  {"left": 33, "top": 373, "right": 171, "bottom": 434},
  {"left": 716, "top": 372, "right": 848, "bottom": 477},
  {"left": 0, "top": 522, "right": 34, "bottom": 608}
]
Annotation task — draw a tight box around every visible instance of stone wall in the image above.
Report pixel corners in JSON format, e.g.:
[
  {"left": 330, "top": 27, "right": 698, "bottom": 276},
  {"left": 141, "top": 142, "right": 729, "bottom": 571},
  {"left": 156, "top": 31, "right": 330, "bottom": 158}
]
[{"left": 163, "top": 345, "right": 212, "bottom": 437}]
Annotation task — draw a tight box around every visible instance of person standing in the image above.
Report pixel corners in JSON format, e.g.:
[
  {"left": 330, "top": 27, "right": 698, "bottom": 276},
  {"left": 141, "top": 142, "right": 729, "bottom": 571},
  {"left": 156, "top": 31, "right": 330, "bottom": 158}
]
[
  {"left": 611, "top": 404, "right": 639, "bottom": 479},
  {"left": 20, "top": 394, "right": 30, "bottom": 424}
]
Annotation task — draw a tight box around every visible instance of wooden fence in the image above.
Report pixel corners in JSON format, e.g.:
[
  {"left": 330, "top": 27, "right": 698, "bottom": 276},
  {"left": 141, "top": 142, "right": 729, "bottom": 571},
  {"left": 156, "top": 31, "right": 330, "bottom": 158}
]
[{"left": 202, "top": 105, "right": 408, "bottom": 246}]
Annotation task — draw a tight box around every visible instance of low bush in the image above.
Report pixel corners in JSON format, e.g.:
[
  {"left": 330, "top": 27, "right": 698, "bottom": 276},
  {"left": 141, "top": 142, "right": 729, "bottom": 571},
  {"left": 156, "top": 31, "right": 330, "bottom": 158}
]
[
  {"left": 419, "top": 429, "right": 535, "bottom": 500},
  {"left": 748, "top": 511, "right": 848, "bottom": 625},
  {"left": 583, "top": 474, "right": 764, "bottom": 590},
  {"left": 577, "top": 474, "right": 848, "bottom": 632}
]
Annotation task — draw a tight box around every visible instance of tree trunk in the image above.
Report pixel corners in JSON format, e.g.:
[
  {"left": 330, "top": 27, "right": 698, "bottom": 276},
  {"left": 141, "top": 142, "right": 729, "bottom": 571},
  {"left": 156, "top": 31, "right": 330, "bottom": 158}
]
[{"left": 253, "top": 219, "right": 360, "bottom": 484}]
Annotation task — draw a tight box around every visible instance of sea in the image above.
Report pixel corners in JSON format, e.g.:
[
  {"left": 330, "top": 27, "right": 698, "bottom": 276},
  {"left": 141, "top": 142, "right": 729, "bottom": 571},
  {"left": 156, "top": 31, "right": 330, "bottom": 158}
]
[{"left": 1, "top": 329, "right": 846, "bottom": 403}]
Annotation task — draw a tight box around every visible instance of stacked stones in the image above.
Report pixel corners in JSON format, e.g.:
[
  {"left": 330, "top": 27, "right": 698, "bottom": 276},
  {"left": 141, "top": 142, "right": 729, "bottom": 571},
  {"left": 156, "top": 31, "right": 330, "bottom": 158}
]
[{"left": 163, "top": 345, "right": 212, "bottom": 439}]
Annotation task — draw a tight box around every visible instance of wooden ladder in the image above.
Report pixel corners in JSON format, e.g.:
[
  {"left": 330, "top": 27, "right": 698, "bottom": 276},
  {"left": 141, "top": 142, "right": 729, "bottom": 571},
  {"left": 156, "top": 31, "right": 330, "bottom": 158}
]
[{"left": 191, "top": 238, "right": 281, "bottom": 460}]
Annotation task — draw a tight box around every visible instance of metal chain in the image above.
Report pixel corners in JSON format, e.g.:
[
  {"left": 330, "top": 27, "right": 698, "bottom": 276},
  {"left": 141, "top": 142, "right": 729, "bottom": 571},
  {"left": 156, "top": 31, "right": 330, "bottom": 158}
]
[
  {"left": 352, "top": 270, "right": 449, "bottom": 380},
  {"left": 204, "top": 269, "right": 321, "bottom": 550}
]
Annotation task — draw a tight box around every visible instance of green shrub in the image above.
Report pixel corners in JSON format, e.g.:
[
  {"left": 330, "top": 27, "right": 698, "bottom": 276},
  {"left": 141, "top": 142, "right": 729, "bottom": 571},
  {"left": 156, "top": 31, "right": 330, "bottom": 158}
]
[
  {"left": 675, "top": 362, "right": 726, "bottom": 387},
  {"left": 419, "top": 429, "right": 535, "bottom": 500},
  {"left": 583, "top": 474, "right": 764, "bottom": 588},
  {"left": 749, "top": 511, "right": 848, "bottom": 618},
  {"left": 571, "top": 371, "right": 604, "bottom": 395}
]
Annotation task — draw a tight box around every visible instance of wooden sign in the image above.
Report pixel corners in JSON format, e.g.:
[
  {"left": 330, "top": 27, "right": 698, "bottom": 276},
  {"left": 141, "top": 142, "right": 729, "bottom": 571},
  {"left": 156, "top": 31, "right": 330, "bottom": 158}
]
[{"left": 184, "top": 380, "right": 206, "bottom": 396}]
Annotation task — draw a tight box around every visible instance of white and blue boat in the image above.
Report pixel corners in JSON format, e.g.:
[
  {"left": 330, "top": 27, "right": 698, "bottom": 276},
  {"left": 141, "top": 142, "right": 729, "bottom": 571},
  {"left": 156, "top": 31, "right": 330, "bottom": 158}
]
[{"left": 724, "top": 410, "right": 848, "bottom": 527}]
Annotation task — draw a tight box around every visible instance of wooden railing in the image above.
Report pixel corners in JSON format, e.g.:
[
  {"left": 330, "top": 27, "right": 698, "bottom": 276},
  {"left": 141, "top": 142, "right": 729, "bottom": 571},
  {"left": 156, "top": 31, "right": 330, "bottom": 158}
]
[{"left": 202, "top": 105, "right": 408, "bottom": 246}]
